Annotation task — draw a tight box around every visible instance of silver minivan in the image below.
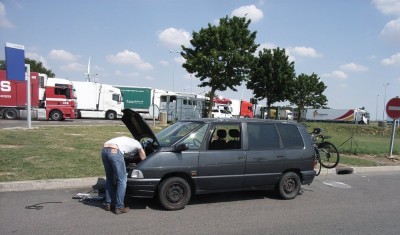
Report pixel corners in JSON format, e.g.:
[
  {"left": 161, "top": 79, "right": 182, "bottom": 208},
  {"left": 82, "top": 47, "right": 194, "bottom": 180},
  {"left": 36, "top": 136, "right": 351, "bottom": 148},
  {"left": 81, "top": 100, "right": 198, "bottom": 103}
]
[{"left": 122, "top": 109, "right": 316, "bottom": 210}]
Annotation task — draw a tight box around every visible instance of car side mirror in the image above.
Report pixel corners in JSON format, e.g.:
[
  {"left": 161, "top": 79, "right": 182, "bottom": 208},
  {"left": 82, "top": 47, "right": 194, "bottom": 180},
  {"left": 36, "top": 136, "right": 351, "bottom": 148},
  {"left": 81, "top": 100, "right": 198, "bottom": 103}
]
[{"left": 173, "top": 143, "right": 189, "bottom": 152}]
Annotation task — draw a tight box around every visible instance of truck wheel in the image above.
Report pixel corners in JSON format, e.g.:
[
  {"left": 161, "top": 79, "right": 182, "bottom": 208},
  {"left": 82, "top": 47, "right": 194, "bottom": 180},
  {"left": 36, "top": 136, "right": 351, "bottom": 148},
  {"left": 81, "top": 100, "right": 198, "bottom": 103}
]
[
  {"left": 106, "top": 111, "right": 117, "bottom": 120},
  {"left": 277, "top": 172, "right": 301, "bottom": 200},
  {"left": 50, "top": 110, "right": 63, "bottom": 121},
  {"left": 4, "top": 109, "right": 18, "bottom": 120},
  {"left": 157, "top": 177, "right": 191, "bottom": 210}
]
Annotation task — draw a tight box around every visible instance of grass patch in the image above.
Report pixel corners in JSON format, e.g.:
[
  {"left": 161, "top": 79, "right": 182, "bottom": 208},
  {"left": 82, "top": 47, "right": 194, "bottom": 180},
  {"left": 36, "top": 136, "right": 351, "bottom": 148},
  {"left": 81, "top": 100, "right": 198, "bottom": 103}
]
[{"left": 338, "top": 154, "right": 379, "bottom": 167}]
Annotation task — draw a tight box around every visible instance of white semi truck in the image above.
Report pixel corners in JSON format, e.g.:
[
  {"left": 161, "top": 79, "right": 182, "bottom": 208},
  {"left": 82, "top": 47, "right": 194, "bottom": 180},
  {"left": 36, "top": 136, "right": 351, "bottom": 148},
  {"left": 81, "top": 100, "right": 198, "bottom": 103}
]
[
  {"left": 72, "top": 81, "right": 123, "bottom": 120},
  {"left": 304, "top": 108, "right": 370, "bottom": 124}
]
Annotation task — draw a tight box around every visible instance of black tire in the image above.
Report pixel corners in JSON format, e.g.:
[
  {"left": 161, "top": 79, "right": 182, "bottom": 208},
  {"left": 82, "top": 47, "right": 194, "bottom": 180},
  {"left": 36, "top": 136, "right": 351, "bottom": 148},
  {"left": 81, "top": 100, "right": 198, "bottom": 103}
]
[
  {"left": 157, "top": 177, "right": 191, "bottom": 210},
  {"left": 106, "top": 111, "right": 117, "bottom": 120},
  {"left": 50, "top": 110, "right": 63, "bottom": 121},
  {"left": 4, "top": 108, "right": 18, "bottom": 120},
  {"left": 277, "top": 172, "right": 301, "bottom": 200},
  {"left": 318, "top": 141, "right": 340, "bottom": 169},
  {"left": 77, "top": 111, "right": 82, "bottom": 119}
]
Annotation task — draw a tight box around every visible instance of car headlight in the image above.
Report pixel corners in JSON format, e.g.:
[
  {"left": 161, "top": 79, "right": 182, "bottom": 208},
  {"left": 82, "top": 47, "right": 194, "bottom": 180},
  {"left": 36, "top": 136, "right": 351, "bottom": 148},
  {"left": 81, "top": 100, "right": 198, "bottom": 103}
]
[{"left": 131, "top": 170, "right": 144, "bottom": 178}]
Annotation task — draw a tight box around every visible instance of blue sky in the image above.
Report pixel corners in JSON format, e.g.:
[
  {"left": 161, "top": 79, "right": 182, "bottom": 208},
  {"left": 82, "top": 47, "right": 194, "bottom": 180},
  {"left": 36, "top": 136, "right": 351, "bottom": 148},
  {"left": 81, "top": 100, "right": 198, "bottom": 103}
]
[{"left": 1, "top": 0, "right": 399, "bottom": 121}]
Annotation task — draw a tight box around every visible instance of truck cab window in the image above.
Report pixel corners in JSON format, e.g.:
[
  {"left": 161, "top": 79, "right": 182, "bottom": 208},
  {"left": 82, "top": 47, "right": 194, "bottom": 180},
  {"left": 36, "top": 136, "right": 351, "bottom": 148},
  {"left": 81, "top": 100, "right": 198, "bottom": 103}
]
[{"left": 112, "top": 94, "right": 120, "bottom": 102}]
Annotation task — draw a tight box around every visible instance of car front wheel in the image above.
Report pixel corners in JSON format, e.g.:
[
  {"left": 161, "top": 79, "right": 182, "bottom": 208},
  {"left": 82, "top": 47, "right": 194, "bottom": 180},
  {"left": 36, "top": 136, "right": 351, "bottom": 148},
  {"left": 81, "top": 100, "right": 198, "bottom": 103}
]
[
  {"left": 277, "top": 172, "right": 301, "bottom": 200},
  {"left": 157, "top": 177, "right": 191, "bottom": 210}
]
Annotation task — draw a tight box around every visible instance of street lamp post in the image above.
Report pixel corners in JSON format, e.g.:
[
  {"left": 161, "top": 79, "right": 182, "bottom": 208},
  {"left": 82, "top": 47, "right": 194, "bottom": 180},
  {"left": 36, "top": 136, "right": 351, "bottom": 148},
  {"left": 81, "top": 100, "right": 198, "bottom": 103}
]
[
  {"left": 169, "top": 50, "right": 180, "bottom": 92},
  {"left": 382, "top": 83, "right": 390, "bottom": 121},
  {"left": 376, "top": 94, "right": 379, "bottom": 122},
  {"left": 190, "top": 74, "right": 193, "bottom": 93}
]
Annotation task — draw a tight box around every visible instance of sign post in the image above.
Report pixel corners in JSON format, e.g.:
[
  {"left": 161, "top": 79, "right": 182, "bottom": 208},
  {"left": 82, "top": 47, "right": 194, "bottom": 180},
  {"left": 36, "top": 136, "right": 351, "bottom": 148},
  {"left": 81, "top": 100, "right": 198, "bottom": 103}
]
[{"left": 386, "top": 96, "right": 400, "bottom": 158}]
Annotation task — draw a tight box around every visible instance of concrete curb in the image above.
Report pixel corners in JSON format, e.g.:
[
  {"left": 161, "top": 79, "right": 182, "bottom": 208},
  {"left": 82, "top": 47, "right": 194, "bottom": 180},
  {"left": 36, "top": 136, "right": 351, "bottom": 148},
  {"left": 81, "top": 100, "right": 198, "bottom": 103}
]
[
  {"left": 0, "top": 177, "right": 106, "bottom": 192},
  {"left": 0, "top": 166, "right": 399, "bottom": 192}
]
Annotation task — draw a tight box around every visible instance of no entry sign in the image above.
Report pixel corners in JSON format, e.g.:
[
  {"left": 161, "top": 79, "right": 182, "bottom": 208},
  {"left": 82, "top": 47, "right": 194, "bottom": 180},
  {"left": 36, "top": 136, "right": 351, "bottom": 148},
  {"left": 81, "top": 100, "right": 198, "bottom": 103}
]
[{"left": 386, "top": 97, "right": 400, "bottom": 119}]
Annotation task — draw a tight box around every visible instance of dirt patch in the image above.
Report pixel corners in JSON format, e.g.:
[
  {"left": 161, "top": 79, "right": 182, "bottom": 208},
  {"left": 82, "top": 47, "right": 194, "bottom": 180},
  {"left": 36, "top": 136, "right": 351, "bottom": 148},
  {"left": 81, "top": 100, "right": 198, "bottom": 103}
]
[{"left": 0, "top": 145, "right": 18, "bottom": 148}]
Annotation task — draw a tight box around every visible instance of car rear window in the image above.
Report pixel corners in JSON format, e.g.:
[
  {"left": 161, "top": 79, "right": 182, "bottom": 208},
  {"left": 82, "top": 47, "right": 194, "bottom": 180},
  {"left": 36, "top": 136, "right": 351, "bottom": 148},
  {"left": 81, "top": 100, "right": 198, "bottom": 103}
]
[
  {"left": 276, "top": 124, "right": 304, "bottom": 148},
  {"left": 247, "top": 123, "right": 280, "bottom": 150}
]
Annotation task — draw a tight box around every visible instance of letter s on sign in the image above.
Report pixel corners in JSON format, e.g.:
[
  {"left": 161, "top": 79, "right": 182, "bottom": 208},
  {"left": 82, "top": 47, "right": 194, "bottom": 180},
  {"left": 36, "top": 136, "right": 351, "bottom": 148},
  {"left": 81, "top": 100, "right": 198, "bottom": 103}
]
[{"left": 1, "top": 81, "right": 11, "bottom": 92}]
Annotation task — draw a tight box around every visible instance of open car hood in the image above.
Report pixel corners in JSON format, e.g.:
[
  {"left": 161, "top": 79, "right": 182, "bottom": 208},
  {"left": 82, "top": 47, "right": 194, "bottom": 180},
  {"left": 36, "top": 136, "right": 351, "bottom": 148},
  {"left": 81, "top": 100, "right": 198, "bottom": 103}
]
[{"left": 121, "top": 109, "right": 160, "bottom": 147}]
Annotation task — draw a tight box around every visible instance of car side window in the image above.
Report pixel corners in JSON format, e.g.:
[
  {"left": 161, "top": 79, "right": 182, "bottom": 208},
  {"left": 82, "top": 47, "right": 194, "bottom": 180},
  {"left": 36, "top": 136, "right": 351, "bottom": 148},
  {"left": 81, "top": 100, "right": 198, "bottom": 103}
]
[
  {"left": 248, "top": 123, "right": 280, "bottom": 150},
  {"left": 208, "top": 124, "right": 241, "bottom": 150},
  {"left": 276, "top": 124, "right": 304, "bottom": 148},
  {"left": 179, "top": 123, "right": 210, "bottom": 150}
]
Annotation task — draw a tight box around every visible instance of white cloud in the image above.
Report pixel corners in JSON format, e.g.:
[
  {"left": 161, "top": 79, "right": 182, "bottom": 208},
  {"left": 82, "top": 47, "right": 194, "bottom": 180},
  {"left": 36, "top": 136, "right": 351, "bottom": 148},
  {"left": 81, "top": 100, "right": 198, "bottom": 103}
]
[
  {"left": 373, "top": 0, "right": 400, "bottom": 16},
  {"left": 339, "top": 63, "right": 368, "bottom": 72},
  {"left": 380, "top": 17, "right": 400, "bottom": 43},
  {"left": 381, "top": 52, "right": 400, "bottom": 66},
  {"left": 232, "top": 5, "right": 264, "bottom": 23},
  {"left": 60, "top": 62, "right": 86, "bottom": 72},
  {"left": 288, "top": 47, "right": 322, "bottom": 58},
  {"left": 322, "top": 70, "right": 348, "bottom": 80},
  {"left": 25, "top": 52, "right": 50, "bottom": 68},
  {"left": 159, "top": 60, "right": 169, "bottom": 66},
  {"left": 0, "top": 2, "right": 14, "bottom": 28},
  {"left": 144, "top": 76, "right": 155, "bottom": 81},
  {"left": 114, "top": 70, "right": 139, "bottom": 78},
  {"left": 158, "top": 28, "right": 191, "bottom": 48},
  {"left": 48, "top": 49, "right": 78, "bottom": 61},
  {"left": 107, "top": 50, "right": 154, "bottom": 70}
]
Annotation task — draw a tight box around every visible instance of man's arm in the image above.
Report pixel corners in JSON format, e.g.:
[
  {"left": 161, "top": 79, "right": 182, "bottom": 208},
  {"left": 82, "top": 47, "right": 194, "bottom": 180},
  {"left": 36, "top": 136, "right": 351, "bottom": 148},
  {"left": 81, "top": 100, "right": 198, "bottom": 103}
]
[{"left": 138, "top": 148, "right": 146, "bottom": 160}]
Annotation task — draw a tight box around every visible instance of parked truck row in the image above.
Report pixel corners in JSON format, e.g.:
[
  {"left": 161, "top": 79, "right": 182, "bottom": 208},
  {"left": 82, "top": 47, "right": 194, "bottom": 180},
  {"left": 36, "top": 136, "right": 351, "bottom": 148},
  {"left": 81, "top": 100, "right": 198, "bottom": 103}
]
[{"left": 0, "top": 68, "right": 372, "bottom": 124}]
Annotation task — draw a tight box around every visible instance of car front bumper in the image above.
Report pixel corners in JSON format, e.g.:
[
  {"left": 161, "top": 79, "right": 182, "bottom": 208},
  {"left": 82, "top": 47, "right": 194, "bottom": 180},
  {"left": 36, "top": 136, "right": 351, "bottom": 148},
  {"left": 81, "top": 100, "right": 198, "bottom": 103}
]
[{"left": 126, "top": 178, "right": 160, "bottom": 198}]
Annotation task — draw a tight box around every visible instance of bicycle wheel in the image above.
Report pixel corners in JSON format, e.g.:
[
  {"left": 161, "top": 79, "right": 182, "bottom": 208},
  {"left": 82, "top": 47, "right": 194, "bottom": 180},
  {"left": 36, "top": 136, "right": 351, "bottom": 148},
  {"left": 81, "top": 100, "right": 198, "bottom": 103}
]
[{"left": 317, "top": 141, "right": 340, "bottom": 169}]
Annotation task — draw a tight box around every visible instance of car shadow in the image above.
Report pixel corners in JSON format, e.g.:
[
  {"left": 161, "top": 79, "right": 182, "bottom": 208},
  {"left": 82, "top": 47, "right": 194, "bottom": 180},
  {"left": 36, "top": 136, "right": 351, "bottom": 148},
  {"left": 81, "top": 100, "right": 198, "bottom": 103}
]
[{"left": 125, "top": 189, "right": 283, "bottom": 211}]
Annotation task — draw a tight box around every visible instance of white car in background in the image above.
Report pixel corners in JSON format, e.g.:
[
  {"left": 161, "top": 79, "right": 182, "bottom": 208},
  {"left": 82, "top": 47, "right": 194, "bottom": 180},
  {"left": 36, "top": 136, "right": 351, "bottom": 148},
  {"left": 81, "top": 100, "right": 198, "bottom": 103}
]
[{"left": 211, "top": 108, "right": 233, "bottom": 118}]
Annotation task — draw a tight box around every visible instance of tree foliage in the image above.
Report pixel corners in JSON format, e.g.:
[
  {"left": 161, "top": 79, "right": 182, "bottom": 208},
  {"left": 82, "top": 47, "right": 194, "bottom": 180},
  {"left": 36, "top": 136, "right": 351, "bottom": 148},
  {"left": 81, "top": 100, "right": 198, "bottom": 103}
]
[
  {"left": 290, "top": 73, "right": 328, "bottom": 121},
  {"left": 181, "top": 16, "right": 258, "bottom": 117},
  {"left": 0, "top": 58, "right": 55, "bottom": 77},
  {"left": 247, "top": 47, "right": 295, "bottom": 108},
  {"left": 25, "top": 58, "right": 55, "bottom": 77}
]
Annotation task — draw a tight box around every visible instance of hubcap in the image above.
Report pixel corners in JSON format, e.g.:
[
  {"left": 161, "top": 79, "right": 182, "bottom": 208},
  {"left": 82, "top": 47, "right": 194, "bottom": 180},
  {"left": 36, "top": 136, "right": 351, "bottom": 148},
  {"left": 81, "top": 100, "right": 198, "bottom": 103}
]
[
  {"left": 166, "top": 184, "right": 184, "bottom": 204},
  {"left": 284, "top": 178, "right": 296, "bottom": 193}
]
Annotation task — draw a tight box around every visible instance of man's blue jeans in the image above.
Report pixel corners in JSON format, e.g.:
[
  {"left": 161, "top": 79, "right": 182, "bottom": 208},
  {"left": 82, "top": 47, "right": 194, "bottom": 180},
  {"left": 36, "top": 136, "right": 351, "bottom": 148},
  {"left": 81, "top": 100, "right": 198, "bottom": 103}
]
[{"left": 101, "top": 148, "right": 127, "bottom": 209}]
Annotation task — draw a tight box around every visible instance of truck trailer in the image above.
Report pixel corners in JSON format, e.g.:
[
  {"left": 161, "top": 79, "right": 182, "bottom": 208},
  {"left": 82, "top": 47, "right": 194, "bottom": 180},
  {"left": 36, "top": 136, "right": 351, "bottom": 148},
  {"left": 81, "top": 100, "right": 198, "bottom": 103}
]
[
  {"left": 116, "top": 86, "right": 164, "bottom": 119},
  {"left": 304, "top": 108, "right": 370, "bottom": 124},
  {"left": 0, "top": 70, "right": 77, "bottom": 121},
  {"left": 72, "top": 81, "right": 124, "bottom": 120}
]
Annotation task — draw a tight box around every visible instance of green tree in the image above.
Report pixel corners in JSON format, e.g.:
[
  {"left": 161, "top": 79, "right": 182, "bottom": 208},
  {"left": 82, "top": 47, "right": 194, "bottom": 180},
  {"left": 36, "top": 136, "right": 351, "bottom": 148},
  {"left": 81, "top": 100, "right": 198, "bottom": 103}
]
[
  {"left": 247, "top": 47, "right": 296, "bottom": 111},
  {"left": 0, "top": 58, "right": 55, "bottom": 77},
  {"left": 181, "top": 16, "right": 258, "bottom": 117},
  {"left": 290, "top": 73, "right": 328, "bottom": 121},
  {"left": 25, "top": 58, "right": 55, "bottom": 77}
]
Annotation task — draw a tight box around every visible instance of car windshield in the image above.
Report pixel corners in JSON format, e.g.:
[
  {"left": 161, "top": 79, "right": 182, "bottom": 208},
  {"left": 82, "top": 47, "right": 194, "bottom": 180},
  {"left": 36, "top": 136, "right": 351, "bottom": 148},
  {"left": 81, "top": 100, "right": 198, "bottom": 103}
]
[{"left": 155, "top": 121, "right": 204, "bottom": 147}]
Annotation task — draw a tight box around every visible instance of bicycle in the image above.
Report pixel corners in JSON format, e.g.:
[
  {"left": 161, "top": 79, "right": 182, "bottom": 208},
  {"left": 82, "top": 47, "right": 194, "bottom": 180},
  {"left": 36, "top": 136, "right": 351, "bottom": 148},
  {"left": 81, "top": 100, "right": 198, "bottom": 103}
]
[{"left": 310, "top": 128, "right": 340, "bottom": 176}]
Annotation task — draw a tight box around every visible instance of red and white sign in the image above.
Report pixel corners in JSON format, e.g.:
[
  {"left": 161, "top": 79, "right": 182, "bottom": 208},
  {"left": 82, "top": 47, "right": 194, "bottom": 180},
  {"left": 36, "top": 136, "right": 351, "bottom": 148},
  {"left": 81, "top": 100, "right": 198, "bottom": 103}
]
[{"left": 386, "top": 97, "right": 400, "bottom": 119}]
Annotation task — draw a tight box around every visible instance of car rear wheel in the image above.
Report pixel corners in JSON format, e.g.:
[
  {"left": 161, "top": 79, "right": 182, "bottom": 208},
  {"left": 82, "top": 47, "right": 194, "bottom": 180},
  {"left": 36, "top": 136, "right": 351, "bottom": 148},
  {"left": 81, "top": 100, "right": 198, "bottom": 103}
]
[
  {"left": 277, "top": 172, "right": 301, "bottom": 200},
  {"left": 158, "top": 177, "right": 191, "bottom": 210}
]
